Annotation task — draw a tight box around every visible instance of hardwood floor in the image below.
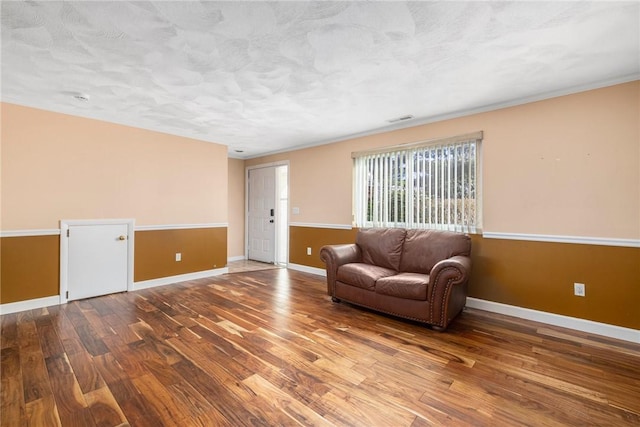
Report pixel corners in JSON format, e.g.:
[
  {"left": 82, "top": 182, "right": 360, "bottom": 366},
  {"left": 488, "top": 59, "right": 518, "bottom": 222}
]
[
  {"left": 227, "top": 259, "right": 282, "bottom": 274},
  {"left": 2, "top": 269, "right": 639, "bottom": 426}
]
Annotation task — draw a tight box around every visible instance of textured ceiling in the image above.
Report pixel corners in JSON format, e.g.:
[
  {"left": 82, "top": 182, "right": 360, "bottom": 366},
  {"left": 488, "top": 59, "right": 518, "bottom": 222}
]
[{"left": 2, "top": 1, "right": 639, "bottom": 158}]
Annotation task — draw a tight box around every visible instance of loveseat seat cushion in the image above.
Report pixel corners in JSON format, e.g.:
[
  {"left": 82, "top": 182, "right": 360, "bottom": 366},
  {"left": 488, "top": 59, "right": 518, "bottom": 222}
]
[
  {"left": 336, "top": 263, "right": 397, "bottom": 291},
  {"left": 375, "top": 272, "right": 429, "bottom": 301},
  {"left": 399, "top": 229, "right": 472, "bottom": 273},
  {"left": 356, "top": 228, "right": 406, "bottom": 271}
]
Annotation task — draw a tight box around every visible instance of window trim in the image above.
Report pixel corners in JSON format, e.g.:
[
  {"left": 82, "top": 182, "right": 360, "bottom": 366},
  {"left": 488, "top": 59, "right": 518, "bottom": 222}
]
[
  {"left": 352, "top": 131, "right": 483, "bottom": 233},
  {"left": 351, "top": 131, "right": 483, "bottom": 159}
]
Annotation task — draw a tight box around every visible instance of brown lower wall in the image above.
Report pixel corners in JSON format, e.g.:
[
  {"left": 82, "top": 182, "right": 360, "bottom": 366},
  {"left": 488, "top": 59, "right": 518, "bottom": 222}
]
[
  {"left": 134, "top": 227, "right": 227, "bottom": 282},
  {"left": 290, "top": 226, "right": 640, "bottom": 330},
  {"left": 1, "top": 235, "right": 60, "bottom": 304},
  {"left": 289, "top": 226, "right": 358, "bottom": 268},
  {"left": 468, "top": 235, "right": 640, "bottom": 329},
  {"left": 4, "top": 226, "right": 637, "bottom": 330},
  {"left": 1, "top": 227, "right": 228, "bottom": 304}
]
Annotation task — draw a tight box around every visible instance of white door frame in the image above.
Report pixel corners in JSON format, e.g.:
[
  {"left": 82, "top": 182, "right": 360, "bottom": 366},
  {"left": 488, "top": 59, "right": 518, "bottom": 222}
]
[
  {"left": 245, "top": 161, "right": 289, "bottom": 264},
  {"left": 60, "top": 218, "right": 135, "bottom": 304}
]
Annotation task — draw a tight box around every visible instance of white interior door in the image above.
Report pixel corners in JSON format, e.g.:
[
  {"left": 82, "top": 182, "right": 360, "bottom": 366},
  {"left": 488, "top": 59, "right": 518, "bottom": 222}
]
[
  {"left": 248, "top": 167, "right": 276, "bottom": 263},
  {"left": 66, "top": 222, "right": 130, "bottom": 301}
]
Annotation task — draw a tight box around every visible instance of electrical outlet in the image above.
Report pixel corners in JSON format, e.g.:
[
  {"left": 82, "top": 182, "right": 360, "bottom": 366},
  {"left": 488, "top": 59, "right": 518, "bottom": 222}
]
[
  {"left": 306, "top": 247, "right": 312, "bottom": 255},
  {"left": 176, "top": 253, "right": 182, "bottom": 262},
  {"left": 574, "top": 282, "right": 585, "bottom": 297}
]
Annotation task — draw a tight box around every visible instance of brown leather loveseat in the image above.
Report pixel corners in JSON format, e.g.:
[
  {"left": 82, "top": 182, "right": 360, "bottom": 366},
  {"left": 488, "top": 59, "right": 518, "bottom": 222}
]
[{"left": 320, "top": 228, "right": 472, "bottom": 330}]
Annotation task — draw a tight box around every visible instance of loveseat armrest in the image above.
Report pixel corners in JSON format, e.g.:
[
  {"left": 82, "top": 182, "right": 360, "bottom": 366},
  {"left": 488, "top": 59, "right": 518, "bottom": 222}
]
[
  {"left": 320, "top": 244, "right": 362, "bottom": 296},
  {"left": 428, "top": 255, "right": 472, "bottom": 329}
]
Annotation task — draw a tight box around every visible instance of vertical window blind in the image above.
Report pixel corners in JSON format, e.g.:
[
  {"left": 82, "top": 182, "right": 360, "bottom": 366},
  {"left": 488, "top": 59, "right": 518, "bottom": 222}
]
[{"left": 353, "top": 131, "right": 482, "bottom": 233}]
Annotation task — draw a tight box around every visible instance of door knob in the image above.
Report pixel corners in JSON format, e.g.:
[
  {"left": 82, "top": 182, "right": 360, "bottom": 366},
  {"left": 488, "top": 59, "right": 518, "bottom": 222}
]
[{"left": 118, "top": 235, "right": 127, "bottom": 241}]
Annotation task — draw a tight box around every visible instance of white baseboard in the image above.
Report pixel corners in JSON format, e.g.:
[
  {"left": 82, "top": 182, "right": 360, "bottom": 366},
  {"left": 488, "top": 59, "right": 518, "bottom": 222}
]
[
  {"left": 133, "top": 268, "right": 228, "bottom": 291},
  {"left": 0, "top": 295, "right": 61, "bottom": 315},
  {"left": 287, "top": 263, "right": 326, "bottom": 276},
  {"left": 227, "top": 255, "right": 246, "bottom": 262},
  {"left": 466, "top": 297, "right": 640, "bottom": 344}
]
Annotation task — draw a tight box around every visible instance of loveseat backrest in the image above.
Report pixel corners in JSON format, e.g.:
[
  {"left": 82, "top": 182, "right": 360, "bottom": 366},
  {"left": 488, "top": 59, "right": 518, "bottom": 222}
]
[
  {"left": 399, "top": 229, "right": 471, "bottom": 273},
  {"left": 356, "top": 228, "right": 406, "bottom": 271}
]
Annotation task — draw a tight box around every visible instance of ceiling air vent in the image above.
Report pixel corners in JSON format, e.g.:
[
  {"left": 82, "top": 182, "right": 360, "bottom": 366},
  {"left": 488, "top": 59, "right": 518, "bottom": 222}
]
[
  {"left": 387, "top": 114, "right": 414, "bottom": 124},
  {"left": 73, "top": 93, "right": 90, "bottom": 102}
]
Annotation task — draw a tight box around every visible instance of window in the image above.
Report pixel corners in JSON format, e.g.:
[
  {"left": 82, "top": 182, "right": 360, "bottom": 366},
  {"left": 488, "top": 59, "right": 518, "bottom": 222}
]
[{"left": 353, "top": 131, "right": 481, "bottom": 233}]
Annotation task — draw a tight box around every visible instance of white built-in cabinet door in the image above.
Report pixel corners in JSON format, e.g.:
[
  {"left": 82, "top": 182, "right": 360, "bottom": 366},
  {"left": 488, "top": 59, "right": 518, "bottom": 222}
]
[{"left": 67, "top": 223, "right": 129, "bottom": 301}]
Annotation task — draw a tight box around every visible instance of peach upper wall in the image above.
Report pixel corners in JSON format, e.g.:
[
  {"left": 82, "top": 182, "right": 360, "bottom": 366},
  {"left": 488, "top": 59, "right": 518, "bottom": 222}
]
[
  {"left": 227, "top": 158, "right": 245, "bottom": 258},
  {"left": 247, "top": 82, "right": 640, "bottom": 239},
  {"left": 1, "top": 103, "right": 228, "bottom": 229}
]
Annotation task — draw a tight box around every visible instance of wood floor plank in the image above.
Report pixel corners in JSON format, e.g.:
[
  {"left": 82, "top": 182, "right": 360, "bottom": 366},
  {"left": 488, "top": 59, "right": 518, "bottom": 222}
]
[
  {"left": 316, "top": 387, "right": 416, "bottom": 426},
  {"left": 242, "top": 373, "right": 332, "bottom": 426},
  {"left": 17, "top": 320, "right": 41, "bottom": 354},
  {"left": 356, "top": 372, "right": 460, "bottom": 425},
  {"left": 128, "top": 319, "right": 184, "bottom": 365},
  {"left": 35, "top": 315, "right": 65, "bottom": 358},
  {"left": 0, "top": 378, "right": 27, "bottom": 427},
  {"left": 118, "top": 341, "right": 158, "bottom": 377},
  {"left": 172, "top": 358, "right": 270, "bottom": 425},
  {"left": 167, "top": 380, "right": 217, "bottom": 416},
  {"left": 237, "top": 350, "right": 330, "bottom": 408},
  {"left": 50, "top": 310, "right": 86, "bottom": 356},
  {"left": 353, "top": 355, "right": 450, "bottom": 399},
  {"left": 25, "top": 395, "right": 61, "bottom": 427},
  {"left": 74, "top": 323, "right": 110, "bottom": 358},
  {"left": 83, "top": 297, "right": 115, "bottom": 318},
  {"left": 106, "top": 378, "right": 164, "bottom": 427},
  {"left": 166, "top": 335, "right": 249, "bottom": 384},
  {"left": 130, "top": 374, "right": 185, "bottom": 427},
  {"left": 187, "top": 409, "right": 234, "bottom": 427},
  {"left": 44, "top": 353, "right": 93, "bottom": 427},
  {"left": 66, "top": 350, "right": 106, "bottom": 394},
  {"left": 20, "top": 350, "right": 52, "bottom": 404},
  {"left": 188, "top": 320, "right": 244, "bottom": 358},
  {"left": 309, "top": 328, "right": 380, "bottom": 367},
  {"left": 108, "top": 322, "right": 149, "bottom": 346},
  {"left": 1, "top": 313, "right": 19, "bottom": 349},
  {"left": 84, "top": 386, "right": 128, "bottom": 427},
  {"left": 92, "top": 353, "right": 128, "bottom": 386},
  {"left": 1, "top": 346, "right": 21, "bottom": 379},
  {"left": 135, "top": 308, "right": 183, "bottom": 339},
  {"left": 140, "top": 358, "right": 182, "bottom": 387},
  {"left": 455, "top": 359, "right": 617, "bottom": 426},
  {"left": 78, "top": 308, "right": 117, "bottom": 340},
  {"left": 2, "top": 268, "right": 639, "bottom": 426},
  {"left": 446, "top": 377, "right": 560, "bottom": 426}
]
